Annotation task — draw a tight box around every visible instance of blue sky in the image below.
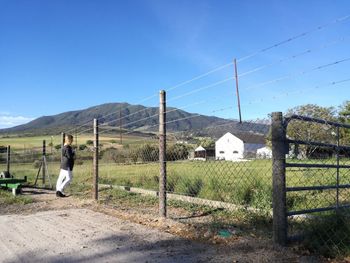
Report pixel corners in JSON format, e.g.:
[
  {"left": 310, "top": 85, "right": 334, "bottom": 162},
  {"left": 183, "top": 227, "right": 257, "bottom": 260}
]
[{"left": 0, "top": 0, "right": 349, "bottom": 128}]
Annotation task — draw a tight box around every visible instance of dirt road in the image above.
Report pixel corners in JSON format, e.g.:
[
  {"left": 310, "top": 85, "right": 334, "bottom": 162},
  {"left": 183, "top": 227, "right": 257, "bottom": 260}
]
[
  {"left": 0, "top": 208, "right": 225, "bottom": 263},
  {"left": 0, "top": 188, "right": 320, "bottom": 262}
]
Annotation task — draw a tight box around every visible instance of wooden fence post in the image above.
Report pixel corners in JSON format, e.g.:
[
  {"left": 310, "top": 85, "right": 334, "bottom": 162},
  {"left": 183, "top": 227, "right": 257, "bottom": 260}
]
[
  {"left": 61, "top": 132, "right": 65, "bottom": 163},
  {"left": 272, "top": 112, "right": 287, "bottom": 246},
  {"left": 159, "top": 90, "right": 167, "bottom": 217},
  {"left": 93, "top": 118, "right": 99, "bottom": 200},
  {"left": 6, "top": 145, "right": 10, "bottom": 175},
  {"left": 42, "top": 140, "right": 46, "bottom": 185}
]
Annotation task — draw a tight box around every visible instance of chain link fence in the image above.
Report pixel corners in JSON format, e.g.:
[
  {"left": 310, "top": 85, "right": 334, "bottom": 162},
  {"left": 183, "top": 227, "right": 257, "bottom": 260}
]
[
  {"left": 2, "top": 109, "right": 350, "bottom": 258},
  {"left": 94, "top": 101, "right": 274, "bottom": 239},
  {"left": 165, "top": 119, "right": 272, "bottom": 214}
]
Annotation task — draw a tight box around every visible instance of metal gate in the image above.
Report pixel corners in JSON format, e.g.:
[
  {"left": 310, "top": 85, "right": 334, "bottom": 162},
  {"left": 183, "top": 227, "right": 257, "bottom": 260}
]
[{"left": 272, "top": 112, "right": 350, "bottom": 255}]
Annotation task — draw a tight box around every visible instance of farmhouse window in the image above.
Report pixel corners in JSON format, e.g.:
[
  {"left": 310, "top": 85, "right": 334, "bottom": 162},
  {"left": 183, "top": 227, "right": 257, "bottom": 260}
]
[
  {"left": 233, "top": 151, "right": 238, "bottom": 154},
  {"left": 219, "top": 151, "right": 225, "bottom": 154}
]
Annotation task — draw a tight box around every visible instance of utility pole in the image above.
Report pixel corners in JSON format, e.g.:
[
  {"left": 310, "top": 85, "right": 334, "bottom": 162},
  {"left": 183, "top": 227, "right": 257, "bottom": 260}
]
[
  {"left": 119, "top": 106, "right": 123, "bottom": 145},
  {"left": 234, "top": 58, "right": 242, "bottom": 123}
]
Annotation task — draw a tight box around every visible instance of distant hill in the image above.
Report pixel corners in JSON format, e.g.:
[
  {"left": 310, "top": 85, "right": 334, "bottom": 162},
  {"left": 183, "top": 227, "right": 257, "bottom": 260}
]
[{"left": 0, "top": 102, "right": 270, "bottom": 138}]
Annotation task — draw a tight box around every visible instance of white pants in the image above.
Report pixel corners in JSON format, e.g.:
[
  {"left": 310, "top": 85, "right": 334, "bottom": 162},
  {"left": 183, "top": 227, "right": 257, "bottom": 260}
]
[{"left": 56, "top": 169, "right": 73, "bottom": 193}]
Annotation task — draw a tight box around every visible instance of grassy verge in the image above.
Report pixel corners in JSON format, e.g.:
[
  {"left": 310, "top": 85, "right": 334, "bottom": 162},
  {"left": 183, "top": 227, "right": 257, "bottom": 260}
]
[{"left": 0, "top": 189, "right": 33, "bottom": 206}]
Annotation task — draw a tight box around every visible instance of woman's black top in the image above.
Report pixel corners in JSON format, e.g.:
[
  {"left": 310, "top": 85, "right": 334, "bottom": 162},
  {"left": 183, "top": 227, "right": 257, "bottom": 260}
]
[{"left": 61, "top": 145, "right": 75, "bottom": 171}]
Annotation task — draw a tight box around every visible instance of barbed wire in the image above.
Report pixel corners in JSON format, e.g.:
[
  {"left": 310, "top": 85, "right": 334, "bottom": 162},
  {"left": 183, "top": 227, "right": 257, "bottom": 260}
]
[
  {"left": 98, "top": 104, "right": 244, "bottom": 138},
  {"left": 238, "top": 35, "right": 350, "bottom": 78},
  {"left": 59, "top": 15, "right": 350, "bottom": 140},
  {"left": 244, "top": 57, "right": 350, "bottom": 91},
  {"left": 99, "top": 97, "right": 231, "bottom": 132},
  {"left": 242, "top": 78, "right": 350, "bottom": 107},
  {"left": 237, "top": 14, "right": 350, "bottom": 63},
  {"left": 97, "top": 75, "right": 348, "bottom": 139}
]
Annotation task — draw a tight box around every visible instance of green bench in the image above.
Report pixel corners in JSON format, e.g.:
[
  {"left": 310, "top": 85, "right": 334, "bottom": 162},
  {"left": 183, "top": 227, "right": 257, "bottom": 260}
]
[{"left": 0, "top": 176, "right": 27, "bottom": 196}]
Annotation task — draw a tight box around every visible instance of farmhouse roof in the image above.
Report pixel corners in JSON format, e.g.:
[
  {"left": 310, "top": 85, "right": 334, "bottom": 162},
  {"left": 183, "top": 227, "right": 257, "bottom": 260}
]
[
  {"left": 195, "top": 146, "right": 206, "bottom": 152},
  {"left": 224, "top": 132, "right": 266, "bottom": 144},
  {"left": 236, "top": 132, "right": 266, "bottom": 144}
]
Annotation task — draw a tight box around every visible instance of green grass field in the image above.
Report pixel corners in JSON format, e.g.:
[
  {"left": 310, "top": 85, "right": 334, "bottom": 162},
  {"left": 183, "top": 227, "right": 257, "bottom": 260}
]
[
  {"left": 3, "top": 156, "right": 349, "bottom": 214},
  {"left": 2, "top": 151, "right": 350, "bottom": 257},
  {"left": 0, "top": 133, "right": 151, "bottom": 151}
]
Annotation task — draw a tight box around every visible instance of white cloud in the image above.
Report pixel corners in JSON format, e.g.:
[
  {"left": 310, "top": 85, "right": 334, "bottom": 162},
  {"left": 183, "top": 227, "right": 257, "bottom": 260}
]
[{"left": 0, "top": 113, "right": 35, "bottom": 129}]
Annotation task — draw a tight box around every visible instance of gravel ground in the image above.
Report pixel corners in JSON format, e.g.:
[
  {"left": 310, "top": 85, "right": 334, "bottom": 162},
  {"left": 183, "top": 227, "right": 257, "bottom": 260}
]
[
  {"left": 0, "top": 188, "right": 324, "bottom": 263},
  {"left": 0, "top": 208, "right": 227, "bottom": 263}
]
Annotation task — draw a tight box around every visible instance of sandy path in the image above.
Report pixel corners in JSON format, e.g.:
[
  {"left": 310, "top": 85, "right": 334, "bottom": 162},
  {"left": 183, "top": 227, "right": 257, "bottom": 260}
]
[
  {"left": 0, "top": 188, "right": 323, "bottom": 262},
  {"left": 0, "top": 208, "right": 223, "bottom": 263}
]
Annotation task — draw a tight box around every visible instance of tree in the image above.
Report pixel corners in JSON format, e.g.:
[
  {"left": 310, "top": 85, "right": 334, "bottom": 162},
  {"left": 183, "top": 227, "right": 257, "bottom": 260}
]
[
  {"left": 339, "top": 101, "right": 350, "bottom": 122},
  {"left": 197, "top": 137, "right": 215, "bottom": 148},
  {"left": 166, "top": 143, "right": 190, "bottom": 161},
  {"left": 285, "top": 104, "right": 336, "bottom": 158},
  {"left": 338, "top": 101, "right": 350, "bottom": 146},
  {"left": 137, "top": 144, "right": 159, "bottom": 162}
]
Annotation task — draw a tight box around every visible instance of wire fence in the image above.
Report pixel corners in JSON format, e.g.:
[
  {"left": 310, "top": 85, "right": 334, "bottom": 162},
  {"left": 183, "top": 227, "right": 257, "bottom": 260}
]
[{"left": 1, "top": 13, "right": 350, "bottom": 259}]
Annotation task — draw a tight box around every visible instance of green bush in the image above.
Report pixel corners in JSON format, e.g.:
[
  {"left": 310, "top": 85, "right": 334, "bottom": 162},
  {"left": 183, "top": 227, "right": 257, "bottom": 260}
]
[
  {"left": 33, "top": 160, "right": 41, "bottom": 168},
  {"left": 176, "top": 177, "right": 203, "bottom": 197},
  {"left": 54, "top": 144, "right": 61, "bottom": 150},
  {"left": 86, "top": 140, "right": 93, "bottom": 146},
  {"left": 79, "top": 144, "right": 87, "bottom": 151},
  {"left": 137, "top": 144, "right": 159, "bottom": 162},
  {"left": 166, "top": 143, "right": 189, "bottom": 161},
  {"left": 102, "top": 148, "right": 126, "bottom": 163}
]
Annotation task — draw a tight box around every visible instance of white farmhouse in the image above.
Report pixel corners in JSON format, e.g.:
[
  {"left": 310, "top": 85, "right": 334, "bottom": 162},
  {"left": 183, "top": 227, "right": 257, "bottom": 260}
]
[
  {"left": 256, "top": 146, "right": 272, "bottom": 159},
  {"left": 215, "top": 132, "right": 266, "bottom": 161}
]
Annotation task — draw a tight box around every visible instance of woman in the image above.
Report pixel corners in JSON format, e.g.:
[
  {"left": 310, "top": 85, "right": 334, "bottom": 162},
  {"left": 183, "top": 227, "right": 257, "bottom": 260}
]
[{"left": 56, "top": 134, "right": 75, "bottom": 197}]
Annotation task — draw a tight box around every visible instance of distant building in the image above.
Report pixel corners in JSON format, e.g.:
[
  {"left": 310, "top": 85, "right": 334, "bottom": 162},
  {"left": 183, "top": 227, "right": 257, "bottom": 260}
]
[
  {"left": 256, "top": 146, "right": 272, "bottom": 159},
  {"left": 215, "top": 132, "right": 265, "bottom": 161},
  {"left": 193, "top": 146, "right": 215, "bottom": 161}
]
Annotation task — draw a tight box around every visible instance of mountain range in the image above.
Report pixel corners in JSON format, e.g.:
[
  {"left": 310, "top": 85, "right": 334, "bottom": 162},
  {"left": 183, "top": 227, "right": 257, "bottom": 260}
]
[{"left": 0, "top": 103, "right": 270, "bottom": 138}]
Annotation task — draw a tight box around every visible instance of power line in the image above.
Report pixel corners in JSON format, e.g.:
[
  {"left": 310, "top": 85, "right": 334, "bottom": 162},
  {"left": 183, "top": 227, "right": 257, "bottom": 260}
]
[
  {"left": 238, "top": 35, "right": 350, "bottom": 78},
  {"left": 237, "top": 14, "right": 350, "bottom": 63},
  {"left": 244, "top": 57, "right": 350, "bottom": 91},
  {"left": 167, "top": 77, "right": 234, "bottom": 103},
  {"left": 64, "top": 14, "right": 350, "bottom": 136},
  {"left": 163, "top": 14, "right": 350, "bottom": 94},
  {"left": 75, "top": 127, "right": 94, "bottom": 136},
  {"left": 242, "top": 77, "right": 350, "bottom": 107},
  {"left": 100, "top": 107, "right": 155, "bottom": 128},
  {"left": 100, "top": 100, "right": 211, "bottom": 131},
  {"left": 165, "top": 62, "right": 234, "bottom": 93}
]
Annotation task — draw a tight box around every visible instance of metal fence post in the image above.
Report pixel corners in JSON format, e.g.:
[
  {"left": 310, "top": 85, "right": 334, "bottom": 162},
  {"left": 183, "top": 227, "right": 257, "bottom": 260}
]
[
  {"left": 6, "top": 145, "right": 10, "bottom": 175},
  {"left": 159, "top": 90, "right": 167, "bottom": 217},
  {"left": 93, "top": 118, "right": 99, "bottom": 200},
  {"left": 272, "top": 112, "right": 287, "bottom": 246}
]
